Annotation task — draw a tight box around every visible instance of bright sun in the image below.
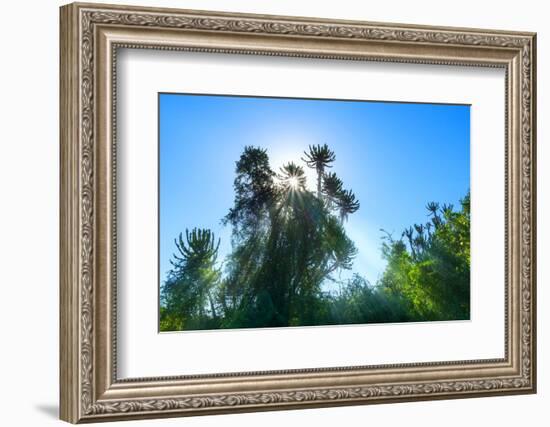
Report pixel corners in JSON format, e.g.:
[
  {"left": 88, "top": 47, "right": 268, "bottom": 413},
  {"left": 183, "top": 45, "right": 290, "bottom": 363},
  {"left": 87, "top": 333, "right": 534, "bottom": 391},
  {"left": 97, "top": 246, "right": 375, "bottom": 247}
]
[{"left": 288, "top": 176, "right": 300, "bottom": 190}]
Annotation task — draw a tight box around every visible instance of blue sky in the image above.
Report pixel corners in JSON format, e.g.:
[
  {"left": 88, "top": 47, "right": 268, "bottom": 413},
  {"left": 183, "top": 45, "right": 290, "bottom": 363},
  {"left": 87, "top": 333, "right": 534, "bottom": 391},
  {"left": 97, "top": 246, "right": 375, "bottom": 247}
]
[{"left": 159, "top": 93, "right": 470, "bottom": 290}]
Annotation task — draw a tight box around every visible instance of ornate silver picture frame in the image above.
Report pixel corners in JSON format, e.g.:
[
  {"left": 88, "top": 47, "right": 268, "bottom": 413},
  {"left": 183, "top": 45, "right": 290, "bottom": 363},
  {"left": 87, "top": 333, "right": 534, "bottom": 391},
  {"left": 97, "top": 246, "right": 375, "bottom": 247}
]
[{"left": 60, "top": 2, "right": 536, "bottom": 423}]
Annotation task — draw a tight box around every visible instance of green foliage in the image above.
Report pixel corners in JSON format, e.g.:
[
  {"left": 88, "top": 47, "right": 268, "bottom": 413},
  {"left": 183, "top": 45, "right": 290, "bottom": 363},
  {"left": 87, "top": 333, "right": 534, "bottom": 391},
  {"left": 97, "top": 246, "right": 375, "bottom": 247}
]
[
  {"left": 160, "top": 228, "right": 221, "bottom": 330},
  {"left": 378, "top": 192, "right": 471, "bottom": 320},
  {"left": 330, "top": 275, "right": 412, "bottom": 324},
  {"left": 218, "top": 147, "right": 357, "bottom": 328},
  {"left": 159, "top": 144, "right": 470, "bottom": 331}
]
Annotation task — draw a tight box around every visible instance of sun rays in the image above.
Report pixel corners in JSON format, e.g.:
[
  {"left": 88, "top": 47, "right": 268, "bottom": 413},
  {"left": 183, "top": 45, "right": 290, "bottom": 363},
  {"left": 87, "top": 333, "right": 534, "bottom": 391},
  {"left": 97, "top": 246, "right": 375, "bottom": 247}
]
[{"left": 287, "top": 176, "right": 300, "bottom": 191}]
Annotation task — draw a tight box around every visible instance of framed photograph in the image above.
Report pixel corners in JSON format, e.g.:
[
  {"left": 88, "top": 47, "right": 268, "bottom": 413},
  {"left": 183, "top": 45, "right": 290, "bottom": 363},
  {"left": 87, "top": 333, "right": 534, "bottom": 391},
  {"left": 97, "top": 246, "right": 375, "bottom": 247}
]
[{"left": 60, "top": 2, "right": 537, "bottom": 423}]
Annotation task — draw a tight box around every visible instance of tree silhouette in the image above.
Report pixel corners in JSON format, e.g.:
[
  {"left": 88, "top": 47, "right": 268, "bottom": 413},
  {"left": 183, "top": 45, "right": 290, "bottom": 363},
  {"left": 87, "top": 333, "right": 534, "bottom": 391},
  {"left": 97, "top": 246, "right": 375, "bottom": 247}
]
[
  {"left": 302, "top": 144, "right": 336, "bottom": 198},
  {"left": 218, "top": 146, "right": 359, "bottom": 327},
  {"left": 224, "top": 146, "right": 276, "bottom": 241},
  {"left": 173, "top": 228, "right": 220, "bottom": 265},
  {"left": 160, "top": 228, "right": 221, "bottom": 330},
  {"left": 322, "top": 172, "right": 344, "bottom": 208},
  {"left": 336, "top": 189, "right": 360, "bottom": 223}
]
